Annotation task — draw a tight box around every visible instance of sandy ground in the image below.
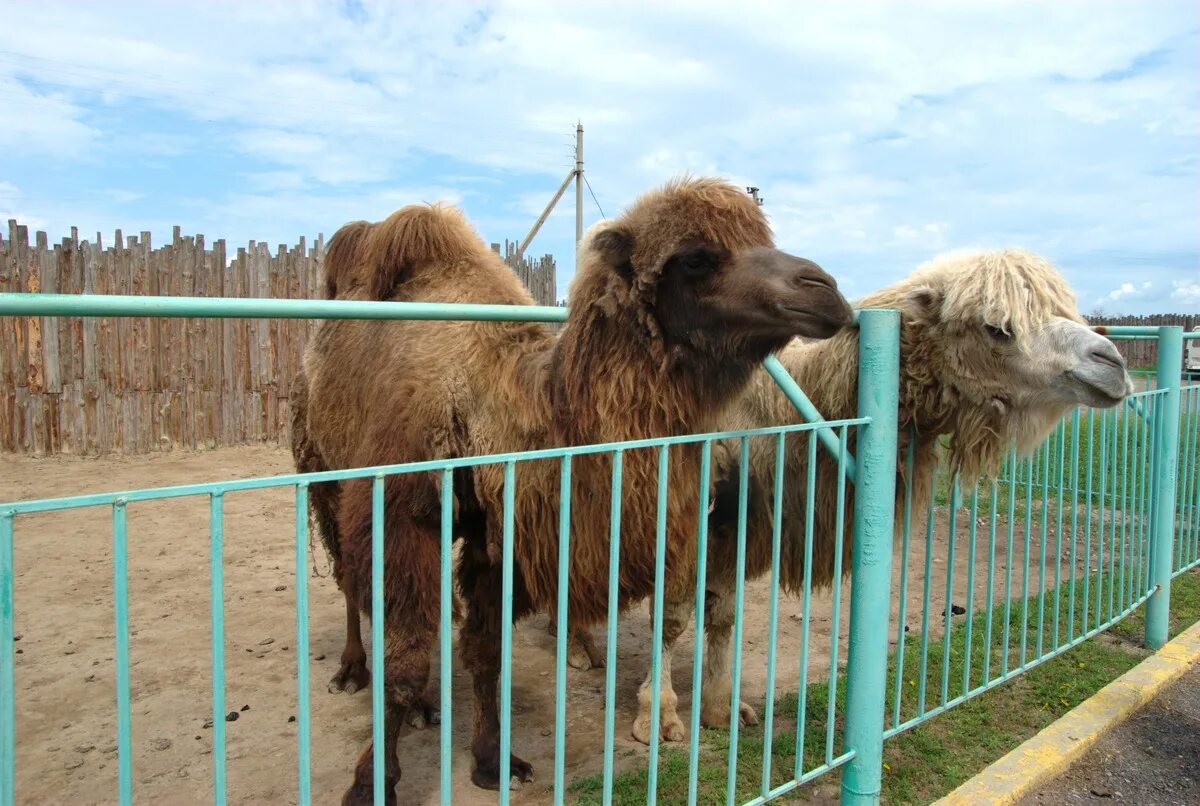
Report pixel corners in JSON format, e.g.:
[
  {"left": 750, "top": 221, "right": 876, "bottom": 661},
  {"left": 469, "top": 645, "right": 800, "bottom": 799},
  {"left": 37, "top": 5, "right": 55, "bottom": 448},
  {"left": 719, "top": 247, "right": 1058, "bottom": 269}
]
[
  {"left": 2, "top": 446, "right": 1104, "bottom": 805},
  {"left": 1016, "top": 661, "right": 1200, "bottom": 805}
]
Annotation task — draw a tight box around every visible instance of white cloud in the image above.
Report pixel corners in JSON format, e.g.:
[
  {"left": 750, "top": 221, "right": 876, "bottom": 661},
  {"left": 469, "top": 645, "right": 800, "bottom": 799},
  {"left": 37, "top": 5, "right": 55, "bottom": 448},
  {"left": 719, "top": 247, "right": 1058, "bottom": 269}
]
[
  {"left": 1172, "top": 280, "right": 1200, "bottom": 306},
  {"left": 0, "top": 0, "right": 1195, "bottom": 309},
  {"left": 1103, "top": 281, "right": 1154, "bottom": 302}
]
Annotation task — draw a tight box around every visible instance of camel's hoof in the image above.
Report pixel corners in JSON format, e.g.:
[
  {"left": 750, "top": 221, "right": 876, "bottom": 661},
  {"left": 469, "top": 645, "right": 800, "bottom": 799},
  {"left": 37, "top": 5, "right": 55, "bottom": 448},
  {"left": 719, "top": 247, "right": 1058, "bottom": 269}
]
[
  {"left": 701, "top": 700, "right": 759, "bottom": 730},
  {"left": 631, "top": 711, "right": 687, "bottom": 745},
  {"left": 328, "top": 657, "right": 370, "bottom": 694},
  {"left": 406, "top": 698, "right": 441, "bottom": 729},
  {"left": 567, "top": 646, "right": 604, "bottom": 671},
  {"left": 739, "top": 701, "right": 760, "bottom": 727},
  {"left": 471, "top": 754, "right": 534, "bottom": 790},
  {"left": 568, "top": 632, "right": 606, "bottom": 671},
  {"left": 342, "top": 779, "right": 396, "bottom": 806}
]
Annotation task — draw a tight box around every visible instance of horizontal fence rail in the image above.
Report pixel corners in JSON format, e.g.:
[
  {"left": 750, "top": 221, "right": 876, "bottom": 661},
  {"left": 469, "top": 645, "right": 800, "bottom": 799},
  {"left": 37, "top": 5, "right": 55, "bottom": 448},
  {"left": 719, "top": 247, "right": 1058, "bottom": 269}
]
[
  {"left": 0, "top": 221, "right": 559, "bottom": 457},
  {"left": 0, "top": 298, "right": 1195, "bottom": 806}
]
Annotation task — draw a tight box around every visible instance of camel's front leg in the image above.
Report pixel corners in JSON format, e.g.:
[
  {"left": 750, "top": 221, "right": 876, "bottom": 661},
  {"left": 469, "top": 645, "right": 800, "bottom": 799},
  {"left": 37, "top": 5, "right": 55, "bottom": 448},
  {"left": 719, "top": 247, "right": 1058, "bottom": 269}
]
[
  {"left": 699, "top": 585, "right": 759, "bottom": 730},
  {"left": 631, "top": 594, "right": 691, "bottom": 744}
]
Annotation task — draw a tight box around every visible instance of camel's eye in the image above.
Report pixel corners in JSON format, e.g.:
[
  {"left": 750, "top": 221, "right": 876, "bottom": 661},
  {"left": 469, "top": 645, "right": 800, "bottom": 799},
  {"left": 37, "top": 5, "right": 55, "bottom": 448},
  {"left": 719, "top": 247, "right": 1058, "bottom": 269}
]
[
  {"left": 985, "top": 323, "right": 1012, "bottom": 343},
  {"left": 671, "top": 248, "right": 717, "bottom": 280}
]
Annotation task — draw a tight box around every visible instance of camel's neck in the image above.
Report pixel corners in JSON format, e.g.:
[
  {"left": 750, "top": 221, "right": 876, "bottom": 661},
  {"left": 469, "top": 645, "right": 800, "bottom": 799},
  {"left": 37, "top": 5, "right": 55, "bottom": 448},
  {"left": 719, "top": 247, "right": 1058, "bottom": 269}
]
[{"left": 550, "top": 311, "right": 773, "bottom": 445}]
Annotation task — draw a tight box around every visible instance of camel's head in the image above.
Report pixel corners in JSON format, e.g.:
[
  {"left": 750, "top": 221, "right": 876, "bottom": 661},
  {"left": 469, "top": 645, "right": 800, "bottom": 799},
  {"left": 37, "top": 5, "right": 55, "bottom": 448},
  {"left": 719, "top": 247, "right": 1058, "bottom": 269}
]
[
  {"left": 574, "top": 177, "right": 853, "bottom": 356},
  {"left": 892, "top": 248, "right": 1134, "bottom": 462}
]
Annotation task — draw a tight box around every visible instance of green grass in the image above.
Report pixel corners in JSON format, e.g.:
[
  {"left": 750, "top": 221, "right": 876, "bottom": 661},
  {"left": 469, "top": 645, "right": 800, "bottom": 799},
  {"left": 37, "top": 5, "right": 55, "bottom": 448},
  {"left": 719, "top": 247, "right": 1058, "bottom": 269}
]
[{"left": 567, "top": 569, "right": 1200, "bottom": 805}]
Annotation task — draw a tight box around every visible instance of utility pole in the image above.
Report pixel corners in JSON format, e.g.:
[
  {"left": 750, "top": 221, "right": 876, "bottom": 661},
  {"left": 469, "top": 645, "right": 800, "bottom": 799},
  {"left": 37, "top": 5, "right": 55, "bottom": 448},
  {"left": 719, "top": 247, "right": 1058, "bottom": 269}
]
[
  {"left": 575, "top": 123, "right": 584, "bottom": 250},
  {"left": 746, "top": 186, "right": 763, "bottom": 206},
  {"left": 515, "top": 123, "right": 586, "bottom": 262}
]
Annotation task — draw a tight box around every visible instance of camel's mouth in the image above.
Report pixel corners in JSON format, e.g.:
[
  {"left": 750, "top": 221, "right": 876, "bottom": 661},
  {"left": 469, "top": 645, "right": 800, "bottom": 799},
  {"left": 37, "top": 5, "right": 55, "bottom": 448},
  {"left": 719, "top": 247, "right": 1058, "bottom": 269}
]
[
  {"left": 776, "top": 304, "right": 853, "bottom": 339},
  {"left": 1066, "top": 370, "right": 1133, "bottom": 409}
]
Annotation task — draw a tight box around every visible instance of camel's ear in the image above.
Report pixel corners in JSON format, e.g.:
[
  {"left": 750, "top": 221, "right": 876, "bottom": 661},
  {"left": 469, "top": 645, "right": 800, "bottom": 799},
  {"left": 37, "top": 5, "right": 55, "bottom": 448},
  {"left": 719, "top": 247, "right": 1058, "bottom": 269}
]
[
  {"left": 902, "top": 285, "right": 943, "bottom": 326},
  {"left": 589, "top": 224, "right": 635, "bottom": 280}
]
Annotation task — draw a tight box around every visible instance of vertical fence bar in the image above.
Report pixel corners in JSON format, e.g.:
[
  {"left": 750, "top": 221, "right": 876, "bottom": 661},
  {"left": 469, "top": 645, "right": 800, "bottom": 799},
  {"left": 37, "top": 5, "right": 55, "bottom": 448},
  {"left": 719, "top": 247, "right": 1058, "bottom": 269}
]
[
  {"left": 687, "top": 441, "right": 712, "bottom": 806},
  {"left": 1178, "top": 387, "right": 1198, "bottom": 571},
  {"left": 648, "top": 445, "right": 670, "bottom": 805},
  {"left": 1002, "top": 454, "right": 1018, "bottom": 674},
  {"left": 1119, "top": 402, "right": 1131, "bottom": 611},
  {"left": 1188, "top": 388, "right": 1200, "bottom": 568},
  {"left": 839, "top": 308, "right": 900, "bottom": 806},
  {"left": 917, "top": 482, "right": 936, "bottom": 712},
  {"left": 1052, "top": 424, "right": 1067, "bottom": 649},
  {"left": 1, "top": 511, "right": 14, "bottom": 806},
  {"left": 725, "top": 437, "right": 751, "bottom": 805},
  {"left": 1082, "top": 412, "right": 1095, "bottom": 635},
  {"left": 602, "top": 451, "right": 624, "bottom": 804},
  {"left": 1036, "top": 441, "right": 1050, "bottom": 658},
  {"left": 499, "top": 461, "right": 517, "bottom": 806},
  {"left": 962, "top": 487, "right": 979, "bottom": 695},
  {"left": 370, "top": 475, "right": 385, "bottom": 804},
  {"left": 1019, "top": 457, "right": 1033, "bottom": 666},
  {"left": 1174, "top": 389, "right": 1192, "bottom": 572},
  {"left": 825, "top": 426, "right": 849, "bottom": 765},
  {"left": 793, "top": 434, "right": 818, "bottom": 780},
  {"left": 553, "top": 458, "right": 572, "bottom": 806},
  {"left": 890, "top": 442, "right": 915, "bottom": 728},
  {"left": 983, "top": 481, "right": 999, "bottom": 683},
  {"left": 439, "top": 469, "right": 454, "bottom": 806},
  {"left": 1146, "top": 327, "right": 1183, "bottom": 648},
  {"left": 939, "top": 482, "right": 959, "bottom": 705},
  {"left": 293, "top": 485, "right": 312, "bottom": 806},
  {"left": 1067, "top": 411, "right": 1081, "bottom": 641},
  {"left": 113, "top": 500, "right": 133, "bottom": 805},
  {"left": 1095, "top": 413, "right": 1109, "bottom": 632},
  {"left": 760, "top": 432, "right": 786, "bottom": 796},
  {"left": 1107, "top": 412, "right": 1119, "bottom": 622}
]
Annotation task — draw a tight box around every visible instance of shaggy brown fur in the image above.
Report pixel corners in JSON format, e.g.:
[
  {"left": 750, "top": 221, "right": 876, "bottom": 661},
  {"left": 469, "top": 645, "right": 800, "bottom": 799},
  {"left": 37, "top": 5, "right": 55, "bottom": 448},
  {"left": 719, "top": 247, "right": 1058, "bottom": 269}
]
[
  {"left": 301, "top": 177, "right": 853, "bottom": 802},
  {"left": 623, "top": 248, "right": 1133, "bottom": 742},
  {"left": 289, "top": 218, "right": 380, "bottom": 693},
  {"left": 323, "top": 219, "right": 374, "bottom": 299}
]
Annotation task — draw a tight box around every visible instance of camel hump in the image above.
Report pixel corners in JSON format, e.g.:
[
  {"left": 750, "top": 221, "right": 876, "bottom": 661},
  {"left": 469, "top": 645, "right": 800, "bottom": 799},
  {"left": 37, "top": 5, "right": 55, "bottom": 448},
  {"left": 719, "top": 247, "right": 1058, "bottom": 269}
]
[
  {"left": 323, "top": 220, "right": 373, "bottom": 299},
  {"left": 360, "top": 203, "right": 485, "bottom": 300}
]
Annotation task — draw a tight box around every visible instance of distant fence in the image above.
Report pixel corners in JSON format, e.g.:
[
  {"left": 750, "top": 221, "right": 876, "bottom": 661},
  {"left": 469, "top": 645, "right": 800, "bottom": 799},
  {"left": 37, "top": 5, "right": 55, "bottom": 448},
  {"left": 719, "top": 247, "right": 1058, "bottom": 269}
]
[
  {"left": 0, "top": 220, "right": 557, "bottom": 455},
  {"left": 1088, "top": 313, "right": 1198, "bottom": 367}
]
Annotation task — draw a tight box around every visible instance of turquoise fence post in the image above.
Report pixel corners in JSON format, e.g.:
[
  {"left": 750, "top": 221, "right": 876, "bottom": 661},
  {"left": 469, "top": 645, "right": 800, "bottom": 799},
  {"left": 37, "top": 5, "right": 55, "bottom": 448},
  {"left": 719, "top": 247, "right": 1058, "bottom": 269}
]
[
  {"left": 1146, "top": 326, "right": 1183, "bottom": 649},
  {"left": 840, "top": 309, "right": 900, "bottom": 806}
]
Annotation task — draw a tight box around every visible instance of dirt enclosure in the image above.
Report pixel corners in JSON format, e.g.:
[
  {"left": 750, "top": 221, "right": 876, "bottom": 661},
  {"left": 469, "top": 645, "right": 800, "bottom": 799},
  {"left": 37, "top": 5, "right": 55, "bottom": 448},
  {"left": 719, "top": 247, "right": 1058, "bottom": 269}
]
[{"left": 3, "top": 446, "right": 1077, "bottom": 805}]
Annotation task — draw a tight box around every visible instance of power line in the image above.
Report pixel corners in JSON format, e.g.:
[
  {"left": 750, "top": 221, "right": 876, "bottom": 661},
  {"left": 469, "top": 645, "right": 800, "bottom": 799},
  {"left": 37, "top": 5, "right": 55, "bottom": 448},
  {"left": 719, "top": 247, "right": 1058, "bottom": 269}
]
[{"left": 583, "top": 175, "right": 606, "bottom": 219}]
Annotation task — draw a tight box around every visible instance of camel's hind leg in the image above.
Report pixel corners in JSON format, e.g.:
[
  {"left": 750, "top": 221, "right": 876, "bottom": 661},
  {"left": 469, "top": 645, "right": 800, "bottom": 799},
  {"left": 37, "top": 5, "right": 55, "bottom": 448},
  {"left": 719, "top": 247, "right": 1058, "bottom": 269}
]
[
  {"left": 329, "top": 585, "right": 371, "bottom": 694},
  {"left": 457, "top": 537, "right": 535, "bottom": 790},
  {"left": 631, "top": 594, "right": 691, "bottom": 744},
  {"left": 699, "top": 584, "right": 759, "bottom": 730},
  {"left": 310, "top": 478, "right": 372, "bottom": 696},
  {"left": 545, "top": 615, "right": 606, "bottom": 670},
  {"left": 337, "top": 476, "right": 444, "bottom": 806}
]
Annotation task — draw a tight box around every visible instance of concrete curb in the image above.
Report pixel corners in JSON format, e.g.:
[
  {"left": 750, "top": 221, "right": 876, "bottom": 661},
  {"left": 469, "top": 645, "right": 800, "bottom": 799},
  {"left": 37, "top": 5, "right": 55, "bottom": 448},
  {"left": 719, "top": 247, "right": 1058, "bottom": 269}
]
[{"left": 933, "top": 619, "right": 1200, "bottom": 806}]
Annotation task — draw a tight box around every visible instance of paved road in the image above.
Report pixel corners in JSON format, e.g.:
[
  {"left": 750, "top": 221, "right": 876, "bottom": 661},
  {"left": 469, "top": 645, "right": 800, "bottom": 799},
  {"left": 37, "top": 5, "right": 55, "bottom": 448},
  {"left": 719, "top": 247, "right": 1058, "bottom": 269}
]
[{"left": 1016, "top": 661, "right": 1200, "bottom": 805}]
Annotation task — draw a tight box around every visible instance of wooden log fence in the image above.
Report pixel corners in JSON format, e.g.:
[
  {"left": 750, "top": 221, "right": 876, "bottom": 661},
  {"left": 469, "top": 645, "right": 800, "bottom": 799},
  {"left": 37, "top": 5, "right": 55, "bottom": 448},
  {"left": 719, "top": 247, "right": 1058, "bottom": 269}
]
[{"left": 1, "top": 220, "right": 557, "bottom": 456}]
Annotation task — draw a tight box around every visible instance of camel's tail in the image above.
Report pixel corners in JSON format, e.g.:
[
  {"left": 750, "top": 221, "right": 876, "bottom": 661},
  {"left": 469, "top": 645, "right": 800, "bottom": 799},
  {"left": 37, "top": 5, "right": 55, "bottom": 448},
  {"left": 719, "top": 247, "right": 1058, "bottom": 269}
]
[
  {"left": 322, "top": 219, "right": 373, "bottom": 299},
  {"left": 360, "top": 203, "right": 484, "bottom": 300}
]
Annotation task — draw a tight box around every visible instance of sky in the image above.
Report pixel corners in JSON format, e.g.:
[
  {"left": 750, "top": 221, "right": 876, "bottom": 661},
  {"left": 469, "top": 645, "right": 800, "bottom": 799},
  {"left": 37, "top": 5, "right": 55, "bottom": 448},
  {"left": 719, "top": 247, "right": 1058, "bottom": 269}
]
[{"left": 1, "top": 0, "right": 1197, "bottom": 313}]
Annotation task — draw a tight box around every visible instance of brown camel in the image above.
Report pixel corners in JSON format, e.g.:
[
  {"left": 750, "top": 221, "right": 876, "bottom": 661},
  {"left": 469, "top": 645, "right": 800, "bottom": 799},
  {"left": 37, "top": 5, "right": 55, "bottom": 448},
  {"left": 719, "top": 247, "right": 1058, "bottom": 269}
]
[
  {"left": 612, "top": 248, "right": 1135, "bottom": 744},
  {"left": 292, "top": 219, "right": 604, "bottom": 694},
  {"left": 299, "top": 177, "right": 854, "bottom": 803}
]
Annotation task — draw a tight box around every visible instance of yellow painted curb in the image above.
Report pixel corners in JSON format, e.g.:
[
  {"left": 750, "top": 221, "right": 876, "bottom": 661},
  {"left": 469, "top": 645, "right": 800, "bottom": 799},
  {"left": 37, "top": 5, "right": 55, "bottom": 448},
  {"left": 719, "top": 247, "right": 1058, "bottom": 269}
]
[{"left": 934, "top": 619, "right": 1200, "bottom": 806}]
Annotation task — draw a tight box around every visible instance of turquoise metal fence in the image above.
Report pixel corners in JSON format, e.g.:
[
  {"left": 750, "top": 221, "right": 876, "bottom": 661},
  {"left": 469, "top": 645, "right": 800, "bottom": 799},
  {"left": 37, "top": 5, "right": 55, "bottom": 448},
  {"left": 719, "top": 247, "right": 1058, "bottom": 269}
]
[{"left": 0, "top": 296, "right": 1194, "bottom": 806}]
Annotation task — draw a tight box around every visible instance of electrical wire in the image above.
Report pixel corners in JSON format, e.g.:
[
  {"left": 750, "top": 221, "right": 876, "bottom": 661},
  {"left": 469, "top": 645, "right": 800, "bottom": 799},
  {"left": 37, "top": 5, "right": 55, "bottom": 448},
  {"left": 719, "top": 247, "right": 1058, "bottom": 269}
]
[{"left": 583, "top": 174, "right": 606, "bottom": 219}]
